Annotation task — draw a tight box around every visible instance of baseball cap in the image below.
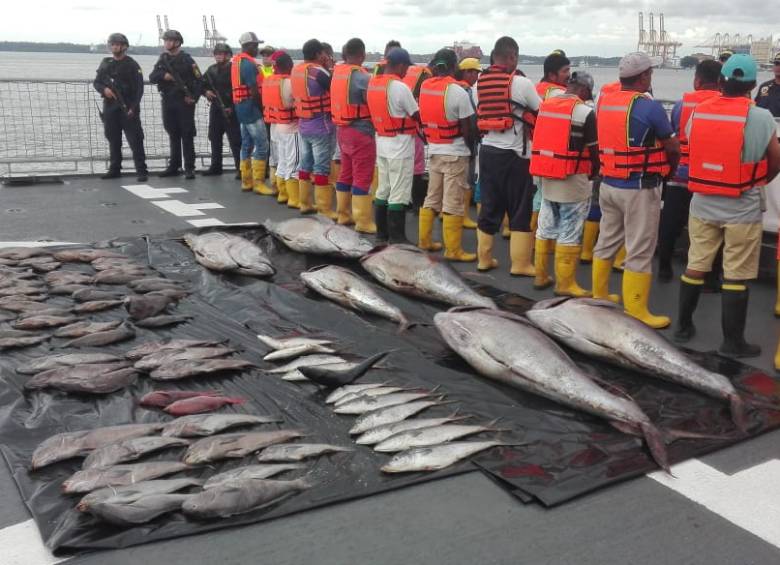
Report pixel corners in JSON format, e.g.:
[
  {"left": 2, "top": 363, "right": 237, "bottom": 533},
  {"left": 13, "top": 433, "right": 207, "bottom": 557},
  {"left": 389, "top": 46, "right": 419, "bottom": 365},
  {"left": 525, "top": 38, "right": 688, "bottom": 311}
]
[
  {"left": 618, "top": 52, "right": 654, "bottom": 78},
  {"left": 259, "top": 45, "right": 275, "bottom": 56},
  {"left": 721, "top": 54, "right": 757, "bottom": 82},
  {"left": 569, "top": 71, "right": 594, "bottom": 91},
  {"left": 459, "top": 58, "right": 481, "bottom": 71},
  {"left": 386, "top": 47, "right": 412, "bottom": 66},
  {"left": 270, "top": 50, "right": 287, "bottom": 62},
  {"left": 239, "top": 32, "right": 262, "bottom": 46}
]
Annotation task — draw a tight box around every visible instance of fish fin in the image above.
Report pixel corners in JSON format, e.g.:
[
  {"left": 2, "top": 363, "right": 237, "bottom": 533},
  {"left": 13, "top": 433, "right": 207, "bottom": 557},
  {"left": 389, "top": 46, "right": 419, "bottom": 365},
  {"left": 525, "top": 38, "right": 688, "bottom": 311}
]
[
  {"left": 530, "top": 296, "right": 572, "bottom": 310},
  {"left": 306, "top": 264, "right": 332, "bottom": 273},
  {"left": 641, "top": 422, "right": 672, "bottom": 474},
  {"left": 589, "top": 374, "right": 635, "bottom": 403},
  {"left": 227, "top": 397, "right": 247, "bottom": 404},
  {"left": 662, "top": 428, "right": 741, "bottom": 444}
]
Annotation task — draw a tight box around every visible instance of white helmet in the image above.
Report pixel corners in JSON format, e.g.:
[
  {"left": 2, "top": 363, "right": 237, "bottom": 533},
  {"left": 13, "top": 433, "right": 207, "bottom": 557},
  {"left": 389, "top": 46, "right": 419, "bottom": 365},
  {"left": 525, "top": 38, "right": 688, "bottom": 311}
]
[{"left": 239, "top": 32, "right": 262, "bottom": 46}]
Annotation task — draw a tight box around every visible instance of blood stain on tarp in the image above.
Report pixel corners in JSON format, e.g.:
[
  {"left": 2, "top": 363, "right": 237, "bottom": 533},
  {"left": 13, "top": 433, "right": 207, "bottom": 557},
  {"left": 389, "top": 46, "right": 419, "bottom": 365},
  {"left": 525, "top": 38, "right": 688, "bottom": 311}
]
[
  {"left": 740, "top": 372, "right": 780, "bottom": 397},
  {"left": 569, "top": 445, "right": 609, "bottom": 468},
  {"left": 500, "top": 463, "right": 552, "bottom": 481}
]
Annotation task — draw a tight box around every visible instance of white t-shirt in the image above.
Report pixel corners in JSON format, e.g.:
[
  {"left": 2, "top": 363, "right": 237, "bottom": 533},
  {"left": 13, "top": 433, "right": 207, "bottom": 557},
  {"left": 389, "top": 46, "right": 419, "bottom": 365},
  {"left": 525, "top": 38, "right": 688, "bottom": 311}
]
[
  {"left": 275, "top": 78, "right": 298, "bottom": 134},
  {"left": 427, "top": 83, "right": 475, "bottom": 157},
  {"left": 474, "top": 74, "right": 541, "bottom": 159},
  {"left": 375, "top": 80, "right": 419, "bottom": 160}
]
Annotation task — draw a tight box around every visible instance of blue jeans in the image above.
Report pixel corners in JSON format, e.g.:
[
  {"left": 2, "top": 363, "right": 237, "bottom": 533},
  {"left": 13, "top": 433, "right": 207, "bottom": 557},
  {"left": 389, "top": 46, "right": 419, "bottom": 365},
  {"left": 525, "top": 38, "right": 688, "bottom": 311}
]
[
  {"left": 240, "top": 118, "right": 269, "bottom": 161},
  {"left": 537, "top": 198, "right": 591, "bottom": 245},
  {"left": 298, "top": 132, "right": 335, "bottom": 177}
]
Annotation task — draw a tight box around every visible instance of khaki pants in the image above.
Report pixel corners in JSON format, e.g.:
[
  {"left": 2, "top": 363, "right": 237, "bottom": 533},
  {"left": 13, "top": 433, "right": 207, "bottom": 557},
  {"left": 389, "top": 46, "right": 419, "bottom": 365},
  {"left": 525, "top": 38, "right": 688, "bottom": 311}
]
[
  {"left": 593, "top": 182, "right": 662, "bottom": 273},
  {"left": 687, "top": 215, "right": 762, "bottom": 280},
  {"left": 375, "top": 156, "right": 413, "bottom": 206},
  {"left": 423, "top": 154, "right": 470, "bottom": 216}
]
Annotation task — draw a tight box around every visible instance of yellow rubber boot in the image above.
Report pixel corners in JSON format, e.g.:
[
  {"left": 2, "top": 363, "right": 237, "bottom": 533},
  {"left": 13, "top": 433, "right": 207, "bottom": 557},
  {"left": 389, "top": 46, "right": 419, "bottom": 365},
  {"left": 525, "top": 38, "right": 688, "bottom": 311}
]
[
  {"left": 370, "top": 167, "right": 378, "bottom": 198},
  {"left": 442, "top": 214, "right": 476, "bottom": 262},
  {"left": 336, "top": 190, "right": 354, "bottom": 225},
  {"left": 352, "top": 193, "right": 377, "bottom": 234},
  {"left": 463, "top": 189, "right": 478, "bottom": 229},
  {"left": 418, "top": 208, "right": 443, "bottom": 251},
  {"left": 286, "top": 178, "right": 300, "bottom": 209},
  {"left": 330, "top": 161, "right": 341, "bottom": 185},
  {"left": 477, "top": 229, "right": 499, "bottom": 271},
  {"left": 533, "top": 238, "right": 554, "bottom": 290},
  {"left": 315, "top": 184, "right": 339, "bottom": 220},
  {"left": 580, "top": 220, "right": 599, "bottom": 264},
  {"left": 622, "top": 269, "right": 671, "bottom": 329},
  {"left": 554, "top": 245, "right": 591, "bottom": 297},
  {"left": 775, "top": 260, "right": 780, "bottom": 317},
  {"left": 269, "top": 166, "right": 277, "bottom": 183},
  {"left": 592, "top": 257, "right": 620, "bottom": 303},
  {"left": 240, "top": 159, "right": 253, "bottom": 191},
  {"left": 252, "top": 160, "right": 275, "bottom": 195},
  {"left": 276, "top": 176, "right": 288, "bottom": 204},
  {"left": 530, "top": 210, "right": 539, "bottom": 233},
  {"left": 613, "top": 245, "right": 626, "bottom": 271},
  {"left": 510, "top": 231, "right": 535, "bottom": 277},
  {"left": 298, "top": 179, "right": 316, "bottom": 214},
  {"left": 501, "top": 213, "right": 510, "bottom": 239},
  {"left": 775, "top": 337, "right": 780, "bottom": 371}
]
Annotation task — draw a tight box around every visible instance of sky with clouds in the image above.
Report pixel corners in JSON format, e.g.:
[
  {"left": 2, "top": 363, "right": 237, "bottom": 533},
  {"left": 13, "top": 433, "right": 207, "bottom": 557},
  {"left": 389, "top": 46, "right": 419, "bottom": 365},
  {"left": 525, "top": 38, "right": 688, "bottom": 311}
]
[{"left": 7, "top": 0, "right": 779, "bottom": 56}]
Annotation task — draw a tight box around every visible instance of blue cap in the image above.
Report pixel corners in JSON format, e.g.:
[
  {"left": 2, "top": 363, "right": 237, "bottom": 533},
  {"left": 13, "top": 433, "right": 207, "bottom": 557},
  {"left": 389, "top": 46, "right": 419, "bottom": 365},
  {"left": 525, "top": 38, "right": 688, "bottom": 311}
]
[
  {"left": 386, "top": 47, "right": 412, "bottom": 66},
  {"left": 721, "top": 54, "right": 757, "bottom": 82}
]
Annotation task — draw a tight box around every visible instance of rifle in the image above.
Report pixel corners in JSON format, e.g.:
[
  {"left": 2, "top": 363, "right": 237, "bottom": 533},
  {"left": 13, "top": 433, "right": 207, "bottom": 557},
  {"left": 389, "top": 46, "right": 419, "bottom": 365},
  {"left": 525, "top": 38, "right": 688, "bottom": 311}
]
[
  {"left": 107, "top": 77, "right": 130, "bottom": 116},
  {"left": 161, "top": 53, "right": 194, "bottom": 99},
  {"left": 202, "top": 67, "right": 230, "bottom": 120}
]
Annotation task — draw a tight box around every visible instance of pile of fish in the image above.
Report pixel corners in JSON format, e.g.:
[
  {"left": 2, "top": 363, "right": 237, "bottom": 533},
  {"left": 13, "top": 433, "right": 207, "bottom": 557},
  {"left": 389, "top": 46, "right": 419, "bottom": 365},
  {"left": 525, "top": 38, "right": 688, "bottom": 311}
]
[
  {"left": 264, "top": 216, "right": 374, "bottom": 258},
  {"left": 184, "top": 232, "right": 275, "bottom": 277}
]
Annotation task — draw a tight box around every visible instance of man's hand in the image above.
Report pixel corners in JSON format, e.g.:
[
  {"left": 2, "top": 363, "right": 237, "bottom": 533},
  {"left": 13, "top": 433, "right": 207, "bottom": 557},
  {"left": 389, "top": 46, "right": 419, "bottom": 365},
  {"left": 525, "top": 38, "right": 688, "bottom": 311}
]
[
  {"left": 184, "top": 96, "right": 195, "bottom": 105},
  {"left": 103, "top": 88, "right": 116, "bottom": 99},
  {"left": 126, "top": 109, "right": 135, "bottom": 119},
  {"left": 205, "top": 90, "right": 217, "bottom": 101},
  {"left": 163, "top": 72, "right": 174, "bottom": 82}
]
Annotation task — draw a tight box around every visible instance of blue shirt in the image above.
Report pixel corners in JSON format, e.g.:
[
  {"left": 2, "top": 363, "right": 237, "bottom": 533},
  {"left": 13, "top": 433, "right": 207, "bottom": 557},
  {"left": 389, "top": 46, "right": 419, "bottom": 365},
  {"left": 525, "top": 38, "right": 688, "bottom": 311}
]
[
  {"left": 234, "top": 58, "right": 262, "bottom": 124},
  {"left": 603, "top": 96, "right": 674, "bottom": 189}
]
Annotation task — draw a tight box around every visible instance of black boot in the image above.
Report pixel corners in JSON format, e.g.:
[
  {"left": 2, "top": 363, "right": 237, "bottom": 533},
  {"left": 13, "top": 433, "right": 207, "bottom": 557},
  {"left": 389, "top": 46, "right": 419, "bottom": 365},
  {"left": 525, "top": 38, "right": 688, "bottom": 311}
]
[
  {"left": 101, "top": 169, "right": 121, "bottom": 179},
  {"left": 388, "top": 208, "right": 410, "bottom": 244},
  {"left": 673, "top": 277, "right": 702, "bottom": 343},
  {"left": 719, "top": 284, "right": 761, "bottom": 358},
  {"left": 184, "top": 169, "right": 196, "bottom": 180},
  {"left": 136, "top": 170, "right": 148, "bottom": 182},
  {"left": 200, "top": 167, "right": 223, "bottom": 176},
  {"left": 411, "top": 174, "right": 427, "bottom": 215},
  {"left": 658, "top": 258, "right": 673, "bottom": 283},
  {"left": 374, "top": 202, "right": 389, "bottom": 244},
  {"left": 158, "top": 168, "right": 181, "bottom": 178}
]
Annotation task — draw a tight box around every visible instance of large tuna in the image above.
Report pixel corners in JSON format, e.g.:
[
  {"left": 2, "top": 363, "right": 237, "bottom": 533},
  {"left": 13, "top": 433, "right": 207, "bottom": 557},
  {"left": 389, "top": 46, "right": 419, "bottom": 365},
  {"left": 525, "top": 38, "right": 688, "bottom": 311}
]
[
  {"left": 264, "top": 216, "right": 373, "bottom": 258},
  {"left": 184, "top": 232, "right": 275, "bottom": 277}
]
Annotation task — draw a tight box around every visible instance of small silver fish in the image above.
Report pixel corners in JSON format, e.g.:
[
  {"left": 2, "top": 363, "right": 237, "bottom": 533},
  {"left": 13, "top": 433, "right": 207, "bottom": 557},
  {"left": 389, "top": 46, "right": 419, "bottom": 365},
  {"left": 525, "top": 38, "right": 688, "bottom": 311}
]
[{"left": 256, "top": 443, "right": 353, "bottom": 462}]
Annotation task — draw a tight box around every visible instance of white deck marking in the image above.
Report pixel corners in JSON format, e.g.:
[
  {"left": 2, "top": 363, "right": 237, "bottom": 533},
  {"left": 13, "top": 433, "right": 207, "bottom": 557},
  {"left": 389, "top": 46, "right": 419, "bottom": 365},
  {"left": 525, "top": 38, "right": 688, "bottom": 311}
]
[
  {"left": 151, "top": 200, "right": 206, "bottom": 217},
  {"left": 0, "top": 519, "right": 68, "bottom": 564},
  {"left": 649, "top": 458, "right": 780, "bottom": 549},
  {"left": 122, "top": 185, "right": 187, "bottom": 200},
  {"left": 190, "top": 203, "right": 225, "bottom": 210},
  {"left": 187, "top": 218, "right": 226, "bottom": 227}
]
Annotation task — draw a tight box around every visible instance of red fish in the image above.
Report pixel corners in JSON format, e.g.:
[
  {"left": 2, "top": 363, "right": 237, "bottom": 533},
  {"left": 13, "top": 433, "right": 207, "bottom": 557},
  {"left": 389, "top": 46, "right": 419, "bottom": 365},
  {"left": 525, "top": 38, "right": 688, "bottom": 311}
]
[
  {"left": 163, "top": 395, "right": 246, "bottom": 416},
  {"left": 139, "top": 390, "right": 222, "bottom": 408}
]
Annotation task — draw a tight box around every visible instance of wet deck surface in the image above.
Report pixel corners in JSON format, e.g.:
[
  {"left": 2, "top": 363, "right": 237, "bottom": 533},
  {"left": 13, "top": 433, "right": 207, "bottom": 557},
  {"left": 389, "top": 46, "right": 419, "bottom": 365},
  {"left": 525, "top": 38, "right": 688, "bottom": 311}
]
[{"left": 1, "top": 172, "right": 779, "bottom": 564}]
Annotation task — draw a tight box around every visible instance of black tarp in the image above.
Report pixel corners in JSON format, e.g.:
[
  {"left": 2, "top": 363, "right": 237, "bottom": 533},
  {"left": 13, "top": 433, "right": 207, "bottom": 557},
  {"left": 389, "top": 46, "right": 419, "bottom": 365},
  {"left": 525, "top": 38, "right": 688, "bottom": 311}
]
[{"left": 0, "top": 225, "right": 778, "bottom": 554}]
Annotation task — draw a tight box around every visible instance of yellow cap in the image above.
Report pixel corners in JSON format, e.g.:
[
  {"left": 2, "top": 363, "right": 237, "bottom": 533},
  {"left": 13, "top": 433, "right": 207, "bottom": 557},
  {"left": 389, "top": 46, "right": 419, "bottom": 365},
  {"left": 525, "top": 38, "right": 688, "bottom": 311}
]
[{"left": 458, "top": 58, "right": 481, "bottom": 71}]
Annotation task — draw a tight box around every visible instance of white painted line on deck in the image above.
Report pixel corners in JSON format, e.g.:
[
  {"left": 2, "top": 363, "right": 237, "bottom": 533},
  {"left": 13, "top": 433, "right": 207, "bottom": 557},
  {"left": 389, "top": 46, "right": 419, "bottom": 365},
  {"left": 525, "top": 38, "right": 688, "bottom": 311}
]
[
  {"left": 0, "top": 519, "right": 68, "bottom": 565},
  {"left": 0, "top": 242, "right": 79, "bottom": 248},
  {"left": 187, "top": 218, "right": 226, "bottom": 227},
  {"left": 122, "top": 185, "right": 187, "bottom": 200},
  {"left": 190, "top": 202, "right": 225, "bottom": 210},
  {"left": 151, "top": 200, "right": 206, "bottom": 217},
  {"left": 649, "top": 458, "right": 780, "bottom": 549}
]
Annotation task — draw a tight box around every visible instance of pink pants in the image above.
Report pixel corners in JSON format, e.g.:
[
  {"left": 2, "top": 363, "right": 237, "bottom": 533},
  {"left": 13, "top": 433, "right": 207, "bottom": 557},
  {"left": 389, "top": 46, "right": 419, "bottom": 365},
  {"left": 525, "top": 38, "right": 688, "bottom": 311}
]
[{"left": 336, "top": 126, "right": 376, "bottom": 195}]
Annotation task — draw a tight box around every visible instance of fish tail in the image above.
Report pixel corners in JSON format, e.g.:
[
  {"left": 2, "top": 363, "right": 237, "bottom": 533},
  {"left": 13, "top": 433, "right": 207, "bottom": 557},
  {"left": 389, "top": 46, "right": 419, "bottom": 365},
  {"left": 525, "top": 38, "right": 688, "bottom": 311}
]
[
  {"left": 641, "top": 422, "right": 671, "bottom": 474},
  {"left": 397, "top": 316, "right": 412, "bottom": 333},
  {"left": 730, "top": 394, "right": 750, "bottom": 434},
  {"left": 227, "top": 397, "right": 247, "bottom": 405}
]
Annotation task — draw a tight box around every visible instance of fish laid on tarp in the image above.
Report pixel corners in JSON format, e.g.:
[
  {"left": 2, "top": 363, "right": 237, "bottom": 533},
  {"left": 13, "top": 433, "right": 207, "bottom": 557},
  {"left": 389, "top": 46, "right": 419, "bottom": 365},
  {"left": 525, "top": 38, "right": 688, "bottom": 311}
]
[
  {"left": 91, "top": 257, "right": 143, "bottom": 271},
  {"left": 53, "top": 248, "right": 126, "bottom": 263},
  {"left": 13, "top": 315, "right": 77, "bottom": 330},
  {"left": 150, "top": 358, "right": 254, "bottom": 381},
  {"left": 297, "top": 351, "right": 390, "bottom": 387},
  {"left": 183, "top": 430, "right": 303, "bottom": 464},
  {"left": 124, "top": 294, "right": 173, "bottom": 320},
  {"left": 93, "top": 269, "right": 148, "bottom": 285},
  {"left": 184, "top": 232, "right": 275, "bottom": 277},
  {"left": 32, "top": 423, "right": 163, "bottom": 469},
  {"left": 62, "top": 461, "right": 190, "bottom": 494},
  {"left": 349, "top": 399, "right": 451, "bottom": 435},
  {"left": 72, "top": 288, "right": 124, "bottom": 302},
  {"left": 333, "top": 390, "right": 437, "bottom": 415},
  {"left": 30, "top": 261, "right": 61, "bottom": 273},
  {"left": 0, "top": 247, "right": 50, "bottom": 260},
  {"left": 264, "top": 354, "right": 347, "bottom": 374},
  {"left": 25, "top": 362, "right": 137, "bottom": 394},
  {"left": 53, "top": 320, "right": 122, "bottom": 338},
  {"left": 257, "top": 334, "right": 333, "bottom": 351},
  {"left": 373, "top": 421, "right": 505, "bottom": 452},
  {"left": 525, "top": 297, "right": 750, "bottom": 432},
  {"left": 161, "top": 414, "right": 283, "bottom": 437},
  {"left": 71, "top": 300, "right": 124, "bottom": 314},
  {"left": 82, "top": 436, "right": 191, "bottom": 469},
  {"left": 381, "top": 441, "right": 510, "bottom": 473},
  {"left": 355, "top": 414, "right": 469, "bottom": 446},
  {"left": 333, "top": 386, "right": 409, "bottom": 406},
  {"left": 300, "top": 264, "right": 410, "bottom": 330},
  {"left": 0, "top": 334, "right": 49, "bottom": 350},
  {"left": 18, "top": 307, "right": 71, "bottom": 319},
  {"left": 139, "top": 390, "right": 223, "bottom": 408},
  {"left": 264, "top": 216, "right": 373, "bottom": 258},
  {"left": 44, "top": 271, "right": 94, "bottom": 286},
  {"left": 256, "top": 443, "right": 353, "bottom": 462},
  {"left": 164, "top": 395, "right": 246, "bottom": 416},
  {"left": 62, "top": 322, "right": 135, "bottom": 347},
  {"left": 203, "top": 464, "right": 305, "bottom": 490},
  {"left": 0, "top": 285, "right": 49, "bottom": 297},
  {"left": 17, "top": 255, "right": 55, "bottom": 267},
  {"left": 360, "top": 244, "right": 496, "bottom": 309},
  {"left": 0, "top": 298, "right": 51, "bottom": 312},
  {"left": 77, "top": 477, "right": 203, "bottom": 512},
  {"left": 125, "top": 339, "right": 222, "bottom": 361},
  {"left": 262, "top": 342, "right": 337, "bottom": 362},
  {"left": 127, "top": 277, "right": 188, "bottom": 293},
  {"left": 182, "top": 477, "right": 310, "bottom": 519},
  {"left": 88, "top": 493, "right": 193, "bottom": 526},
  {"left": 325, "top": 383, "right": 392, "bottom": 405},
  {"left": 16, "top": 352, "right": 122, "bottom": 375},
  {"left": 49, "top": 284, "right": 87, "bottom": 296},
  {"left": 134, "top": 346, "right": 236, "bottom": 371},
  {"left": 435, "top": 307, "right": 670, "bottom": 471},
  {"left": 146, "top": 288, "right": 190, "bottom": 301},
  {"left": 134, "top": 314, "right": 192, "bottom": 328}
]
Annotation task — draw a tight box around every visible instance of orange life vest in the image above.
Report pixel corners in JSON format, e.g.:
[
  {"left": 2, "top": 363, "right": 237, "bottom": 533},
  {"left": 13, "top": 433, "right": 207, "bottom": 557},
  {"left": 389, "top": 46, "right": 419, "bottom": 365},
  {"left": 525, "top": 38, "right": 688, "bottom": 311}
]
[
  {"left": 687, "top": 95, "right": 768, "bottom": 197},
  {"left": 530, "top": 95, "right": 592, "bottom": 179},
  {"left": 290, "top": 62, "right": 331, "bottom": 119},
  {"left": 330, "top": 63, "right": 371, "bottom": 126},
  {"left": 476, "top": 66, "right": 536, "bottom": 134},
  {"left": 366, "top": 74, "right": 418, "bottom": 137},
  {"left": 402, "top": 65, "right": 432, "bottom": 99},
  {"left": 536, "top": 80, "right": 564, "bottom": 100},
  {"left": 231, "top": 52, "right": 256, "bottom": 104},
  {"left": 261, "top": 74, "right": 296, "bottom": 124},
  {"left": 677, "top": 89, "right": 720, "bottom": 166},
  {"left": 596, "top": 90, "right": 670, "bottom": 179},
  {"left": 418, "top": 76, "right": 463, "bottom": 144}
]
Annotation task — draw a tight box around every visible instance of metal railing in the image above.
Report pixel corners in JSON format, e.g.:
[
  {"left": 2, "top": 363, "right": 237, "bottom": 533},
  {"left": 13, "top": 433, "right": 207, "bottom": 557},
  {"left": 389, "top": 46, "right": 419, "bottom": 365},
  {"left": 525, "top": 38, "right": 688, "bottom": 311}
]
[{"left": 0, "top": 79, "right": 229, "bottom": 177}]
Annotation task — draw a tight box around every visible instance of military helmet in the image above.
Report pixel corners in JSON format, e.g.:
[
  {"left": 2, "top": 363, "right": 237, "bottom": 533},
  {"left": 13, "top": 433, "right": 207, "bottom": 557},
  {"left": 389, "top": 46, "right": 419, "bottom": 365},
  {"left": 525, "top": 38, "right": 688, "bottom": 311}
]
[
  {"left": 162, "top": 29, "right": 184, "bottom": 43},
  {"left": 239, "top": 32, "right": 262, "bottom": 46},
  {"left": 213, "top": 43, "right": 233, "bottom": 55},
  {"left": 107, "top": 33, "right": 129, "bottom": 46}
]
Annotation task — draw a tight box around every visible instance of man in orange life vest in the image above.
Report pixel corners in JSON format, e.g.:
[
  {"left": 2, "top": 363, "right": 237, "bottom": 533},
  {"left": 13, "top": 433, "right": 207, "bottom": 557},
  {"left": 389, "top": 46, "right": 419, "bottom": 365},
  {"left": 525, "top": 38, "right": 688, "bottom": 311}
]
[
  {"left": 658, "top": 59, "right": 722, "bottom": 284},
  {"left": 473, "top": 36, "right": 541, "bottom": 274},
  {"left": 537, "top": 50, "right": 570, "bottom": 100},
  {"left": 417, "top": 48, "right": 477, "bottom": 261},
  {"left": 675, "top": 54, "right": 780, "bottom": 357},
  {"left": 366, "top": 47, "right": 420, "bottom": 243},
  {"left": 592, "top": 52, "right": 680, "bottom": 329},
  {"left": 402, "top": 62, "right": 433, "bottom": 214},
  {"left": 530, "top": 71, "right": 600, "bottom": 297},
  {"left": 373, "top": 40, "right": 402, "bottom": 77},
  {"left": 331, "top": 37, "right": 377, "bottom": 233}
]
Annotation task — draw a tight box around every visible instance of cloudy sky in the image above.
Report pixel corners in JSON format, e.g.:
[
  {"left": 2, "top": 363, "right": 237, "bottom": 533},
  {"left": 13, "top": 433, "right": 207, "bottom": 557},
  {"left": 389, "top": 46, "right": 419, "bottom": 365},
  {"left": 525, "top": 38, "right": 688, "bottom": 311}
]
[{"left": 7, "top": 0, "right": 779, "bottom": 56}]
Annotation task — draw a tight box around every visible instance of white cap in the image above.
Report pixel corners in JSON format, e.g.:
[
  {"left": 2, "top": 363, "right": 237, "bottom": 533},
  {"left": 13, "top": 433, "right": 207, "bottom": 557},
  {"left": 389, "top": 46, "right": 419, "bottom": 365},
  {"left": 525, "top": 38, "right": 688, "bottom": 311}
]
[
  {"left": 618, "top": 52, "right": 654, "bottom": 78},
  {"left": 239, "top": 32, "right": 262, "bottom": 46}
]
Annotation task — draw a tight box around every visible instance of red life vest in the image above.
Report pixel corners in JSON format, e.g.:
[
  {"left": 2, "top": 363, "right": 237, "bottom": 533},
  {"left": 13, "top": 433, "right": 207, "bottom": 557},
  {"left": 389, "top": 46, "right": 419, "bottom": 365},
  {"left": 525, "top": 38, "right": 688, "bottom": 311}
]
[
  {"left": 366, "top": 74, "right": 418, "bottom": 137},
  {"left": 596, "top": 90, "right": 670, "bottom": 179},
  {"left": 536, "top": 80, "right": 564, "bottom": 100},
  {"left": 476, "top": 66, "right": 536, "bottom": 134},
  {"left": 678, "top": 89, "right": 720, "bottom": 166},
  {"left": 530, "top": 95, "right": 592, "bottom": 179},
  {"left": 330, "top": 64, "right": 371, "bottom": 126},
  {"left": 230, "top": 52, "right": 256, "bottom": 104},
  {"left": 402, "top": 65, "right": 432, "bottom": 99},
  {"left": 290, "top": 62, "right": 331, "bottom": 119},
  {"left": 261, "top": 74, "right": 296, "bottom": 124},
  {"left": 418, "top": 76, "right": 463, "bottom": 144},
  {"left": 687, "top": 95, "right": 768, "bottom": 197}
]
